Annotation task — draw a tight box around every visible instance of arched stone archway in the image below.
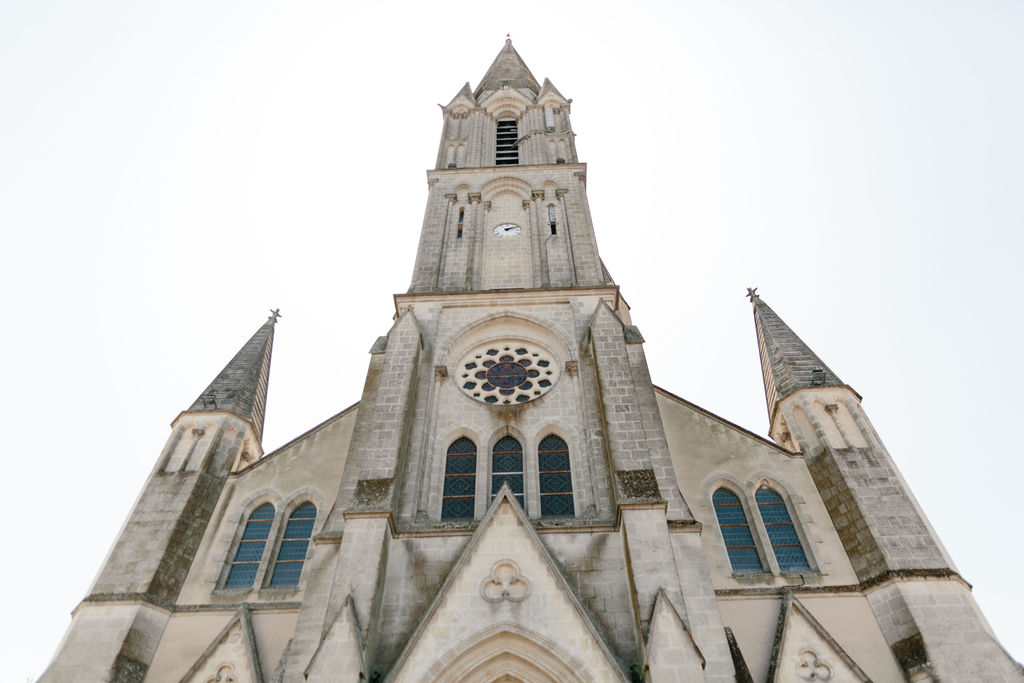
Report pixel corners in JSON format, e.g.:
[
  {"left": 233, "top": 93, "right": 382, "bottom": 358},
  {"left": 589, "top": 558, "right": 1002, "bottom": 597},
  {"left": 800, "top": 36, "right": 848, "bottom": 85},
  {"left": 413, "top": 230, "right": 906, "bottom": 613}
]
[{"left": 423, "top": 627, "right": 594, "bottom": 683}]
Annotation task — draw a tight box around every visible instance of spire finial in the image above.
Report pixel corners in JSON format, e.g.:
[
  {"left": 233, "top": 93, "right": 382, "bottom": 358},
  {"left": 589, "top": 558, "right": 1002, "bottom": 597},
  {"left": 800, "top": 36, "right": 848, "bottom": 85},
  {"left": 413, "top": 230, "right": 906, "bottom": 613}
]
[
  {"left": 268, "top": 308, "right": 282, "bottom": 323},
  {"left": 746, "top": 287, "right": 759, "bottom": 302}
]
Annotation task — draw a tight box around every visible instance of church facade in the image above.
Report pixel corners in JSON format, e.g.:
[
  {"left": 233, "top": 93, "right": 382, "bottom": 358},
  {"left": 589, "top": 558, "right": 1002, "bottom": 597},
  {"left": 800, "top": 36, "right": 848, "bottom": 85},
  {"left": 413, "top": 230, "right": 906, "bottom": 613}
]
[{"left": 42, "top": 41, "right": 1021, "bottom": 683}]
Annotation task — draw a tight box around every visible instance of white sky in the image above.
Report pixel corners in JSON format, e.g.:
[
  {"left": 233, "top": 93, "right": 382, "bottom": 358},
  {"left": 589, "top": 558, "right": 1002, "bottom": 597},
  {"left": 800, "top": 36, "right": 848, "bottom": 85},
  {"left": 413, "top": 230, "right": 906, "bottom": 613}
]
[{"left": 2, "top": 1, "right": 1022, "bottom": 678}]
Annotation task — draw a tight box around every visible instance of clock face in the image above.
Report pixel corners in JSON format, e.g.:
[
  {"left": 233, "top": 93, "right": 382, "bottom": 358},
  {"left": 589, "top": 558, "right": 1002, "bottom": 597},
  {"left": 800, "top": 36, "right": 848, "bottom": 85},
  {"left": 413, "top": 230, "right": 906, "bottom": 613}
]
[{"left": 493, "top": 223, "right": 522, "bottom": 236}]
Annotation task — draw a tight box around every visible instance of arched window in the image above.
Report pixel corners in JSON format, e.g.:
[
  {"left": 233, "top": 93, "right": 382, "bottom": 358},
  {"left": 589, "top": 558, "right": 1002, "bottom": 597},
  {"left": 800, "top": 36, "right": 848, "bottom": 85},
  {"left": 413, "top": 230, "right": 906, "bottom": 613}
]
[
  {"left": 538, "top": 435, "right": 573, "bottom": 517},
  {"left": 495, "top": 118, "right": 519, "bottom": 165},
  {"left": 268, "top": 502, "right": 317, "bottom": 587},
  {"left": 492, "top": 435, "right": 524, "bottom": 507},
  {"left": 442, "top": 437, "right": 477, "bottom": 520},
  {"left": 755, "top": 487, "right": 810, "bottom": 571},
  {"left": 225, "top": 503, "right": 274, "bottom": 587},
  {"left": 712, "top": 489, "right": 762, "bottom": 572}
]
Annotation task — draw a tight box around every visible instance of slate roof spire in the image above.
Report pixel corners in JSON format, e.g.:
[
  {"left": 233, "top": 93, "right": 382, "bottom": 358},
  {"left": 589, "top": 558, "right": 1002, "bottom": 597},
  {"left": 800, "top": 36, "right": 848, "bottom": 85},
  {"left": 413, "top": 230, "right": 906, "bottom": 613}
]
[
  {"left": 474, "top": 38, "right": 541, "bottom": 98},
  {"left": 748, "top": 289, "right": 848, "bottom": 422},
  {"left": 188, "top": 311, "right": 277, "bottom": 440}
]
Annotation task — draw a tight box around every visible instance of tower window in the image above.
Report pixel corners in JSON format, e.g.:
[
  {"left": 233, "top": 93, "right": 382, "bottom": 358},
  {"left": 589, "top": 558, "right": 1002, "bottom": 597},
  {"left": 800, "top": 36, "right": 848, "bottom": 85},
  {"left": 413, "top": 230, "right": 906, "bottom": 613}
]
[
  {"left": 538, "top": 435, "right": 573, "bottom": 517},
  {"left": 712, "top": 488, "right": 762, "bottom": 572},
  {"left": 442, "top": 437, "right": 477, "bottom": 520},
  {"left": 492, "top": 435, "right": 524, "bottom": 507},
  {"left": 496, "top": 118, "right": 519, "bottom": 166},
  {"left": 547, "top": 204, "right": 557, "bottom": 235},
  {"left": 225, "top": 503, "right": 274, "bottom": 587},
  {"left": 457, "top": 207, "right": 465, "bottom": 239},
  {"left": 755, "top": 487, "right": 810, "bottom": 571},
  {"left": 268, "top": 502, "right": 317, "bottom": 587}
]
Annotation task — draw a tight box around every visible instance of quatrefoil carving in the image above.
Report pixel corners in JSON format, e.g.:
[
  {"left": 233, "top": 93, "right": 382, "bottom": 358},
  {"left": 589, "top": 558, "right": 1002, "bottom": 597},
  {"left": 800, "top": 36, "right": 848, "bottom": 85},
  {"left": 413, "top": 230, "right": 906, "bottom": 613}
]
[
  {"left": 480, "top": 559, "right": 530, "bottom": 602},
  {"left": 797, "top": 650, "right": 833, "bottom": 681}
]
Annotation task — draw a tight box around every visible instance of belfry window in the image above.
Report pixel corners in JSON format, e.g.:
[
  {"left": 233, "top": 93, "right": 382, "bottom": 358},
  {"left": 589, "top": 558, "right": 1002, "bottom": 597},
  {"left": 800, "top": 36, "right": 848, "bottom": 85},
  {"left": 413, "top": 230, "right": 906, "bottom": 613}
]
[
  {"left": 268, "top": 502, "right": 317, "bottom": 587},
  {"left": 547, "top": 204, "right": 557, "bottom": 235},
  {"left": 492, "top": 435, "right": 524, "bottom": 507},
  {"left": 457, "top": 207, "right": 465, "bottom": 239},
  {"left": 755, "top": 487, "right": 810, "bottom": 571},
  {"left": 538, "top": 434, "right": 573, "bottom": 517},
  {"left": 442, "top": 437, "right": 477, "bottom": 520},
  {"left": 496, "top": 118, "right": 519, "bottom": 166},
  {"left": 225, "top": 503, "right": 274, "bottom": 587},
  {"left": 712, "top": 488, "right": 762, "bottom": 572}
]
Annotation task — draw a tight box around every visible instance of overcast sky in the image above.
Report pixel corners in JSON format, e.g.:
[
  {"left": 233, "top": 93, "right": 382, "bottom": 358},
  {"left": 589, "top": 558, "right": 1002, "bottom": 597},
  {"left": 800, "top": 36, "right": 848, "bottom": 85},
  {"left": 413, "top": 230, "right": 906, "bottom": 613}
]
[{"left": 2, "top": 1, "right": 1022, "bottom": 678}]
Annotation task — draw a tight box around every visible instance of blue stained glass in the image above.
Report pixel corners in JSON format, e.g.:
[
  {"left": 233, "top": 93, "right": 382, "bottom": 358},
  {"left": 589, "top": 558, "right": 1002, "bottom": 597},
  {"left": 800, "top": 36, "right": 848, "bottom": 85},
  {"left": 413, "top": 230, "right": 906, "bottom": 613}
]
[
  {"left": 446, "top": 454, "right": 476, "bottom": 474},
  {"left": 250, "top": 504, "right": 275, "bottom": 520},
  {"left": 515, "top": 395, "right": 530, "bottom": 403},
  {"left": 538, "top": 452, "right": 570, "bottom": 471},
  {"left": 448, "top": 438, "right": 476, "bottom": 454},
  {"left": 226, "top": 503, "right": 275, "bottom": 587},
  {"left": 756, "top": 487, "right": 809, "bottom": 571},
  {"left": 284, "top": 519, "right": 315, "bottom": 539},
  {"left": 234, "top": 542, "right": 266, "bottom": 562},
  {"left": 713, "top": 488, "right": 763, "bottom": 573},
  {"left": 225, "top": 563, "right": 258, "bottom": 587},
  {"left": 538, "top": 379, "right": 551, "bottom": 387},
  {"left": 442, "top": 498, "right": 474, "bottom": 519},
  {"left": 538, "top": 435, "right": 573, "bottom": 517},
  {"left": 728, "top": 547, "right": 762, "bottom": 572},
  {"left": 443, "top": 439, "right": 477, "bottom": 520},
  {"left": 515, "top": 348, "right": 528, "bottom": 355},
  {"left": 269, "top": 562, "right": 303, "bottom": 587},
  {"left": 540, "top": 472, "right": 572, "bottom": 493},
  {"left": 541, "top": 494, "right": 574, "bottom": 516},
  {"left": 444, "top": 476, "right": 474, "bottom": 496},
  {"left": 277, "top": 539, "right": 309, "bottom": 561},
  {"left": 537, "top": 360, "right": 550, "bottom": 367},
  {"left": 492, "top": 474, "right": 523, "bottom": 494},
  {"left": 499, "top": 355, "right": 514, "bottom": 361},
  {"left": 519, "top": 359, "right": 532, "bottom": 366},
  {"left": 242, "top": 520, "right": 273, "bottom": 540},
  {"left": 475, "top": 371, "right": 487, "bottom": 379},
  {"left": 484, "top": 396, "right": 498, "bottom": 404},
  {"left": 493, "top": 453, "right": 522, "bottom": 472},
  {"left": 463, "top": 382, "right": 477, "bottom": 390},
  {"left": 465, "top": 362, "right": 477, "bottom": 369},
  {"left": 486, "top": 349, "right": 499, "bottom": 356}
]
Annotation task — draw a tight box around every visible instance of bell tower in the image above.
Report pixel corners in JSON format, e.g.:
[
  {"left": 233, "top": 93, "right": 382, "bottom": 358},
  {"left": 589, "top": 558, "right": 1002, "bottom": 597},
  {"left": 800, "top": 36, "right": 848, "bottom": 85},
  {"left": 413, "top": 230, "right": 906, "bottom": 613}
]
[{"left": 409, "top": 38, "right": 609, "bottom": 294}]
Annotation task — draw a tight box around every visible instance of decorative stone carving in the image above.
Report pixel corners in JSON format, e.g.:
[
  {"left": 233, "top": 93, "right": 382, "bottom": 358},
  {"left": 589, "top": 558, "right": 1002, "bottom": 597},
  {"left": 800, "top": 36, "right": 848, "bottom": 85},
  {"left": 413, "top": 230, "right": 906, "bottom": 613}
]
[
  {"left": 797, "top": 650, "right": 833, "bottom": 680},
  {"left": 205, "top": 664, "right": 237, "bottom": 683},
  {"left": 192, "top": 428, "right": 206, "bottom": 439},
  {"left": 480, "top": 559, "right": 530, "bottom": 602}
]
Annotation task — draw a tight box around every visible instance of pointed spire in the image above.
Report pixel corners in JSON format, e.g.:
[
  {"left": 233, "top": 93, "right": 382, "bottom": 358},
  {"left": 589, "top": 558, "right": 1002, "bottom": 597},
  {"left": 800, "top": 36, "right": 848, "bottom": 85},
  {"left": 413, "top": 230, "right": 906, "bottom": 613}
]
[
  {"left": 474, "top": 38, "right": 541, "bottom": 99},
  {"left": 748, "top": 289, "right": 846, "bottom": 421},
  {"left": 188, "top": 311, "right": 277, "bottom": 440}
]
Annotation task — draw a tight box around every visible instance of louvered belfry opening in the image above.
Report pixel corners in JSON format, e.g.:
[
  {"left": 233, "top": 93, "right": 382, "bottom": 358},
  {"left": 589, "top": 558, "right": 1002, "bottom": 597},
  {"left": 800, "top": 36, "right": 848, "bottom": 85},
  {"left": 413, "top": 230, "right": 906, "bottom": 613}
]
[{"left": 495, "top": 118, "right": 519, "bottom": 165}]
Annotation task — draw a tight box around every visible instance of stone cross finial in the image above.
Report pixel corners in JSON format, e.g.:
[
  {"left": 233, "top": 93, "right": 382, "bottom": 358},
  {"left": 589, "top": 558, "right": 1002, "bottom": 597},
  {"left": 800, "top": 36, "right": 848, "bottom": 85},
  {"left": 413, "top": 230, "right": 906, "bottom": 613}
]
[
  {"left": 746, "top": 287, "right": 759, "bottom": 302},
  {"left": 268, "top": 308, "right": 282, "bottom": 323}
]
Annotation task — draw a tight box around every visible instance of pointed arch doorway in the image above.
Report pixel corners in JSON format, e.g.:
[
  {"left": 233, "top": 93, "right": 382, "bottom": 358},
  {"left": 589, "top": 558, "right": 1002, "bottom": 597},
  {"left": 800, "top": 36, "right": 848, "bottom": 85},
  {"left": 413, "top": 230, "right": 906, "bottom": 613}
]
[{"left": 421, "top": 625, "right": 596, "bottom": 683}]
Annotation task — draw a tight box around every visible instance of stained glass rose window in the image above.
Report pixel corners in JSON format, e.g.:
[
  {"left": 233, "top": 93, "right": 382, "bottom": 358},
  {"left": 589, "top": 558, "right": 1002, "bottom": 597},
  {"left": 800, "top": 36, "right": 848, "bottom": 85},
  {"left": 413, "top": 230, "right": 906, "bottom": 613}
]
[{"left": 457, "top": 342, "right": 559, "bottom": 405}]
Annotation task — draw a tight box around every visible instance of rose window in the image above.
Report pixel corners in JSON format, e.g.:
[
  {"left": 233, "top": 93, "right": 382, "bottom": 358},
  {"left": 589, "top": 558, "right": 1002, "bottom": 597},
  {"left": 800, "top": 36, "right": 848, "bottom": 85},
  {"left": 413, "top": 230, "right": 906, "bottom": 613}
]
[{"left": 457, "top": 343, "right": 559, "bottom": 405}]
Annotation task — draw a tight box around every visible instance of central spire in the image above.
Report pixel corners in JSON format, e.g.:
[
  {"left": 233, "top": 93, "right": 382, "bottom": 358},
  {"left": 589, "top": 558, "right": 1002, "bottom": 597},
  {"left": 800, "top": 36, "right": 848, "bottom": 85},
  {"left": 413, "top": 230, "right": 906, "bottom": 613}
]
[{"left": 474, "top": 38, "right": 541, "bottom": 98}]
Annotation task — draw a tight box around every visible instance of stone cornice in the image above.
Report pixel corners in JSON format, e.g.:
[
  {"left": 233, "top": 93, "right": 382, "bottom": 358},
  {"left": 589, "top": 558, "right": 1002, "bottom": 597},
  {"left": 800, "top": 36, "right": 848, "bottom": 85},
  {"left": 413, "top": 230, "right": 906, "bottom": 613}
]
[
  {"left": 395, "top": 285, "right": 623, "bottom": 317},
  {"left": 426, "top": 161, "right": 587, "bottom": 180}
]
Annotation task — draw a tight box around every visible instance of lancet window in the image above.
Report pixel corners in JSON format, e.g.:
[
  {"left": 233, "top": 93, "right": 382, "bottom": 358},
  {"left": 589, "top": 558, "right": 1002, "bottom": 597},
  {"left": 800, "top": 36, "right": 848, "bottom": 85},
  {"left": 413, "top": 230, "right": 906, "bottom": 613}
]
[
  {"left": 268, "top": 502, "right": 317, "bottom": 587},
  {"left": 538, "top": 434, "right": 573, "bottom": 517},
  {"left": 492, "top": 435, "right": 524, "bottom": 507},
  {"left": 755, "top": 486, "right": 810, "bottom": 571},
  {"left": 712, "top": 488, "right": 762, "bottom": 572},
  {"left": 442, "top": 437, "right": 477, "bottom": 520},
  {"left": 225, "top": 503, "right": 274, "bottom": 587}
]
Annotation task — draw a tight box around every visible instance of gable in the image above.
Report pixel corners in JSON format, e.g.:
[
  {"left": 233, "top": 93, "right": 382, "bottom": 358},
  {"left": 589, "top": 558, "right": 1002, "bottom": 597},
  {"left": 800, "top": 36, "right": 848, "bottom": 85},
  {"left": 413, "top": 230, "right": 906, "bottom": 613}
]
[
  {"left": 179, "top": 606, "right": 263, "bottom": 683},
  {"left": 767, "top": 593, "right": 869, "bottom": 682}
]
